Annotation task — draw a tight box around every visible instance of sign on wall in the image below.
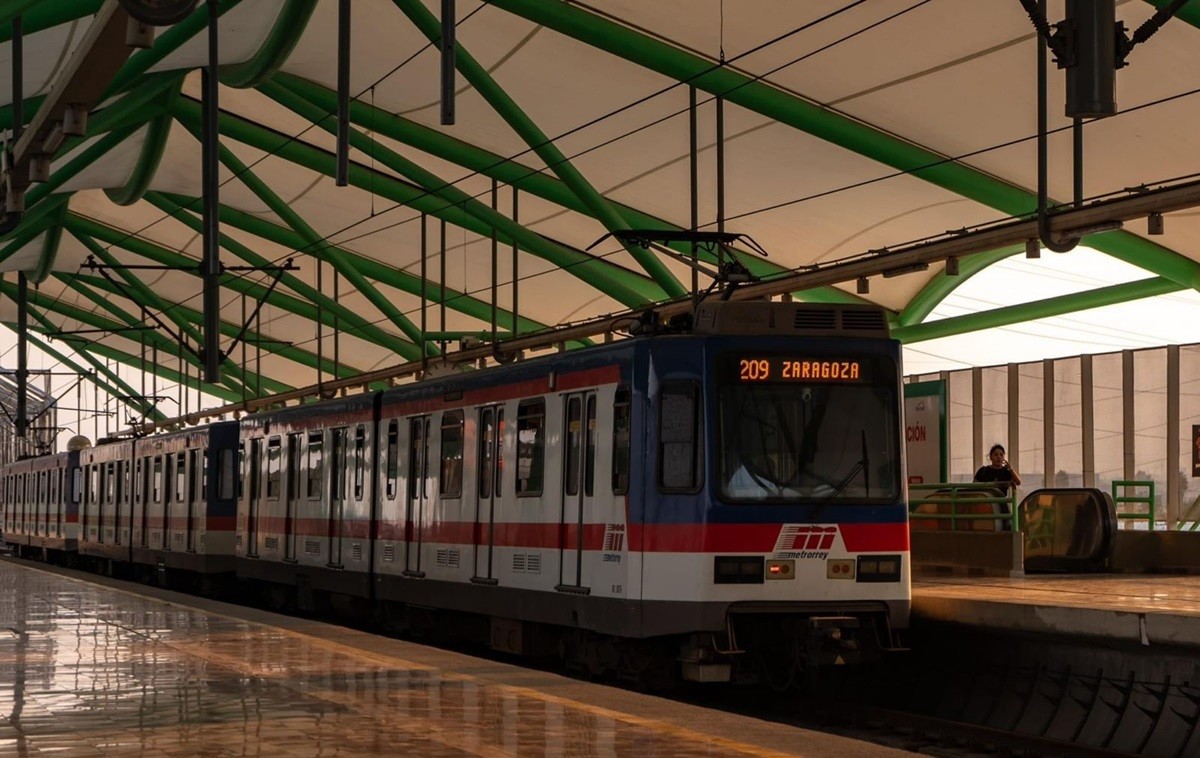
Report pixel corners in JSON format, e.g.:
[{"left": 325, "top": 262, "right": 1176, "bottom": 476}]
[
  {"left": 1193, "top": 424, "right": 1200, "bottom": 478},
  {"left": 904, "top": 380, "right": 947, "bottom": 485}
]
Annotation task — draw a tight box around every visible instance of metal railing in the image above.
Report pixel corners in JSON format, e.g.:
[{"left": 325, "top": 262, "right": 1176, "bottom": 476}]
[
  {"left": 1110, "top": 480, "right": 1156, "bottom": 530},
  {"left": 909, "top": 482, "right": 1020, "bottom": 531}
]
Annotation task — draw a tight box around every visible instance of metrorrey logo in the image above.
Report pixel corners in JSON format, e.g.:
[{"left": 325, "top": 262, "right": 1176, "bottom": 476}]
[{"left": 773, "top": 525, "right": 838, "bottom": 559}]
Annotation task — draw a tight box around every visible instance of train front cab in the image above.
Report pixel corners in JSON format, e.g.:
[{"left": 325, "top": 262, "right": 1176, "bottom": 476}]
[
  {"left": 130, "top": 422, "right": 240, "bottom": 579},
  {"left": 638, "top": 302, "right": 911, "bottom": 682}
]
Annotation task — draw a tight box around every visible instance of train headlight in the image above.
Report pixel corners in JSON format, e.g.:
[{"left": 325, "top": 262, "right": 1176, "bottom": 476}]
[
  {"left": 855, "top": 554, "right": 902, "bottom": 582},
  {"left": 826, "top": 559, "right": 855, "bottom": 579},
  {"left": 765, "top": 559, "right": 795, "bottom": 580}
]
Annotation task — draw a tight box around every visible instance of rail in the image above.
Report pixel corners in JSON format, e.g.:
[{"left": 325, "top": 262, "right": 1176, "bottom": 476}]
[
  {"left": 908, "top": 482, "right": 1019, "bottom": 531},
  {"left": 1110, "top": 479, "right": 1155, "bottom": 530}
]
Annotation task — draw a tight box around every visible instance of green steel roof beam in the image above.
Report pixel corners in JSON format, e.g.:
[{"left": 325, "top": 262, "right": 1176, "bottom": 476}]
[
  {"left": 393, "top": 0, "right": 685, "bottom": 299},
  {"left": 892, "top": 277, "right": 1184, "bottom": 343},
  {"left": 171, "top": 97, "right": 657, "bottom": 308},
  {"left": 0, "top": 196, "right": 69, "bottom": 263},
  {"left": 1143, "top": 0, "right": 1200, "bottom": 28},
  {"left": 105, "top": 0, "right": 245, "bottom": 98},
  {"left": 152, "top": 190, "right": 559, "bottom": 340},
  {"left": 142, "top": 191, "right": 424, "bottom": 357},
  {"left": 64, "top": 212, "right": 405, "bottom": 361},
  {"left": 0, "top": 95, "right": 46, "bottom": 132},
  {"left": 219, "top": 0, "right": 317, "bottom": 88},
  {"left": 64, "top": 270, "right": 361, "bottom": 382},
  {"left": 46, "top": 272, "right": 274, "bottom": 402},
  {"left": 897, "top": 245, "right": 1025, "bottom": 327},
  {"left": 16, "top": 320, "right": 167, "bottom": 424},
  {"left": 0, "top": 0, "right": 99, "bottom": 43},
  {"left": 196, "top": 131, "right": 427, "bottom": 361},
  {"left": 29, "top": 202, "right": 69, "bottom": 283},
  {"left": 261, "top": 79, "right": 649, "bottom": 326},
  {"left": 73, "top": 231, "right": 266, "bottom": 395},
  {"left": 265, "top": 77, "right": 860, "bottom": 310},
  {"left": 489, "top": 0, "right": 1200, "bottom": 294}
]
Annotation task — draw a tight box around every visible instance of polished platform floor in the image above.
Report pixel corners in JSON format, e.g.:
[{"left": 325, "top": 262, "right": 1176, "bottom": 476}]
[
  {"left": 914, "top": 574, "right": 1200, "bottom": 647},
  {"left": 0, "top": 559, "right": 905, "bottom": 757}
]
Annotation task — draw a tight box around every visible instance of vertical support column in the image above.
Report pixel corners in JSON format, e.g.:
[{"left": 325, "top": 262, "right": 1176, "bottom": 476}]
[
  {"left": 511, "top": 188, "right": 519, "bottom": 335},
  {"left": 440, "top": 0, "right": 455, "bottom": 125},
  {"left": 1123, "top": 349, "right": 1135, "bottom": 481},
  {"left": 1167, "top": 345, "right": 1180, "bottom": 525},
  {"left": 335, "top": 0, "right": 351, "bottom": 186},
  {"left": 490, "top": 179, "right": 498, "bottom": 346},
  {"left": 439, "top": 218, "right": 447, "bottom": 355},
  {"left": 16, "top": 273, "right": 28, "bottom": 438},
  {"left": 420, "top": 213, "right": 428, "bottom": 372},
  {"left": 715, "top": 95, "right": 725, "bottom": 235},
  {"left": 1043, "top": 359, "right": 1055, "bottom": 487},
  {"left": 972, "top": 366, "right": 983, "bottom": 469},
  {"left": 1081, "top": 354, "right": 1095, "bottom": 487},
  {"left": 201, "top": 0, "right": 221, "bottom": 383},
  {"left": 1008, "top": 363, "right": 1020, "bottom": 472},
  {"left": 12, "top": 14, "right": 23, "bottom": 142},
  {"left": 688, "top": 86, "right": 699, "bottom": 302}
]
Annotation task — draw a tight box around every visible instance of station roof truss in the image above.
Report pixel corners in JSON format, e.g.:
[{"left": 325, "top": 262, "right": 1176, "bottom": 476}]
[{"left": 2, "top": 0, "right": 1200, "bottom": 426}]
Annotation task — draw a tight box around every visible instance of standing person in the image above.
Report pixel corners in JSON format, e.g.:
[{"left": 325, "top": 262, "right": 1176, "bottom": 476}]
[{"left": 974, "top": 443, "right": 1021, "bottom": 495}]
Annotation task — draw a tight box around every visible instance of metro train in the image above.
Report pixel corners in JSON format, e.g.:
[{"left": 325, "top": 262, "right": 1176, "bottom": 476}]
[{"left": 1, "top": 300, "right": 910, "bottom": 684}]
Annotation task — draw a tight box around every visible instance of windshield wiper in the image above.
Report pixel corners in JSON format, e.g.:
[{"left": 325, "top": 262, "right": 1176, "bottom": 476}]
[{"left": 817, "top": 430, "right": 869, "bottom": 506}]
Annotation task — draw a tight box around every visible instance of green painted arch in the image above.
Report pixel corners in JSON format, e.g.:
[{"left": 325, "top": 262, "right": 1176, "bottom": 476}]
[
  {"left": 29, "top": 202, "right": 69, "bottom": 284},
  {"left": 897, "top": 245, "right": 1024, "bottom": 327},
  {"left": 105, "top": 111, "right": 176, "bottom": 207},
  {"left": 219, "top": 0, "right": 318, "bottom": 89}
]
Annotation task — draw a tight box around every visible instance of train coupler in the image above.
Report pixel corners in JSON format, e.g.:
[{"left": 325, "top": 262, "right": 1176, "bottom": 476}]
[{"left": 806, "top": 615, "right": 863, "bottom": 666}]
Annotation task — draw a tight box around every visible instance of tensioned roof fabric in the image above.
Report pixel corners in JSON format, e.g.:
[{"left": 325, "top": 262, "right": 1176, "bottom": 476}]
[{"left": 2, "top": 0, "right": 1199, "bottom": 409}]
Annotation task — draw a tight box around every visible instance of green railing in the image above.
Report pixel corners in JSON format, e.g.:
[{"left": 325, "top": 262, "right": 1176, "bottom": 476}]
[
  {"left": 1110, "top": 480, "right": 1155, "bottom": 530},
  {"left": 909, "top": 482, "right": 1020, "bottom": 531}
]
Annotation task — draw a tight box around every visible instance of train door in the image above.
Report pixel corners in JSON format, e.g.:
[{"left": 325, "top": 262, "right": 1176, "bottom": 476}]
[
  {"left": 473, "top": 406, "right": 503, "bottom": 582},
  {"left": 285, "top": 433, "right": 302, "bottom": 561},
  {"left": 186, "top": 449, "right": 199, "bottom": 552},
  {"left": 329, "top": 428, "right": 345, "bottom": 567},
  {"left": 405, "top": 416, "right": 430, "bottom": 575},
  {"left": 247, "top": 437, "right": 262, "bottom": 556},
  {"left": 559, "top": 391, "right": 597, "bottom": 591}
]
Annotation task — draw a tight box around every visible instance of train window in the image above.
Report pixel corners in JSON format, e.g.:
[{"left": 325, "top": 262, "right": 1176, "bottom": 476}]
[
  {"left": 516, "top": 400, "right": 545, "bottom": 497},
  {"left": 307, "top": 433, "right": 323, "bottom": 500},
  {"left": 201, "top": 450, "right": 208, "bottom": 501},
  {"left": 91, "top": 465, "right": 99, "bottom": 504},
  {"left": 409, "top": 418, "right": 429, "bottom": 500},
  {"left": 116, "top": 461, "right": 124, "bottom": 504},
  {"left": 249, "top": 439, "right": 262, "bottom": 499},
  {"left": 565, "top": 397, "right": 582, "bottom": 497},
  {"left": 612, "top": 387, "right": 632, "bottom": 495},
  {"left": 237, "top": 442, "right": 245, "bottom": 499},
  {"left": 439, "top": 413, "right": 463, "bottom": 498},
  {"left": 585, "top": 395, "right": 597, "bottom": 497},
  {"left": 331, "top": 427, "right": 346, "bottom": 501},
  {"left": 176, "top": 452, "right": 187, "bottom": 503},
  {"left": 385, "top": 420, "right": 399, "bottom": 499},
  {"left": 219, "top": 449, "right": 236, "bottom": 500},
  {"left": 354, "top": 425, "right": 366, "bottom": 501},
  {"left": 153, "top": 456, "right": 163, "bottom": 503},
  {"left": 189, "top": 450, "right": 200, "bottom": 502},
  {"left": 266, "top": 437, "right": 281, "bottom": 500},
  {"left": 479, "top": 410, "right": 494, "bottom": 500},
  {"left": 73, "top": 468, "right": 82, "bottom": 503},
  {"left": 659, "top": 382, "right": 701, "bottom": 492}
]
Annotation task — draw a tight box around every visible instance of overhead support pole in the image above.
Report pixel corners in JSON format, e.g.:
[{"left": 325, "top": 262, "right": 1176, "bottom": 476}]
[
  {"left": 201, "top": 0, "right": 221, "bottom": 381},
  {"left": 335, "top": 0, "right": 351, "bottom": 185},
  {"left": 440, "top": 0, "right": 455, "bottom": 125},
  {"left": 11, "top": 14, "right": 22, "bottom": 142},
  {"left": 393, "top": 0, "right": 686, "bottom": 299},
  {"left": 16, "top": 273, "right": 29, "bottom": 438}
]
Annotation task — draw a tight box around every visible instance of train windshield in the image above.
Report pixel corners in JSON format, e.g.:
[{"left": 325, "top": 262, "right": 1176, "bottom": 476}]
[{"left": 718, "top": 355, "right": 900, "bottom": 503}]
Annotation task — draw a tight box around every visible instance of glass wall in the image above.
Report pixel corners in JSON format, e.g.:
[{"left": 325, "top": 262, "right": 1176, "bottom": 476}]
[{"left": 907, "top": 342, "right": 1200, "bottom": 525}]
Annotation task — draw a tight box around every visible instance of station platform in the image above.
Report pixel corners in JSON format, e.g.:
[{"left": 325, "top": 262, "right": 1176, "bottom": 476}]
[
  {"left": 913, "top": 574, "right": 1200, "bottom": 648},
  {"left": 0, "top": 559, "right": 904, "bottom": 757}
]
